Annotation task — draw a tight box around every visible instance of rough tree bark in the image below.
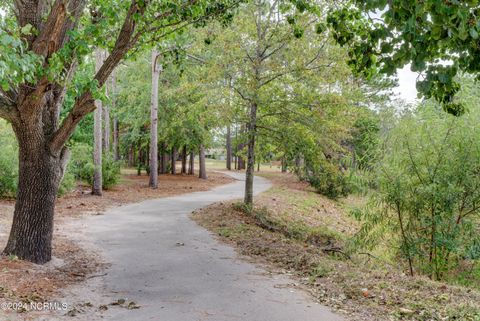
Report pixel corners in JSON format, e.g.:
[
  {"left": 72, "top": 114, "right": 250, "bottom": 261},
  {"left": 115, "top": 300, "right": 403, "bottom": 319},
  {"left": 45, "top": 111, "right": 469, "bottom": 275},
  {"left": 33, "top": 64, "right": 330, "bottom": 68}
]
[
  {"left": 92, "top": 49, "right": 104, "bottom": 196},
  {"left": 181, "top": 145, "right": 187, "bottom": 174},
  {"left": 4, "top": 128, "right": 70, "bottom": 264},
  {"left": 199, "top": 145, "right": 207, "bottom": 179},
  {"left": 188, "top": 151, "right": 194, "bottom": 175},
  {"left": 226, "top": 125, "right": 232, "bottom": 170},
  {"left": 149, "top": 49, "right": 160, "bottom": 188}
]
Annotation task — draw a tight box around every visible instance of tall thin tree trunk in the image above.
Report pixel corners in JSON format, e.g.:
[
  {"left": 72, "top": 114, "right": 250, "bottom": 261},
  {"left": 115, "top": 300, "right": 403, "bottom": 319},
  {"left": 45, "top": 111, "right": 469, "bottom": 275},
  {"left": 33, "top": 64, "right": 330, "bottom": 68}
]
[
  {"left": 92, "top": 49, "right": 103, "bottom": 196},
  {"left": 234, "top": 124, "right": 238, "bottom": 170},
  {"left": 181, "top": 145, "right": 187, "bottom": 174},
  {"left": 164, "top": 152, "right": 170, "bottom": 173},
  {"left": 199, "top": 144, "right": 207, "bottom": 179},
  {"left": 226, "top": 125, "right": 232, "bottom": 170},
  {"left": 160, "top": 142, "right": 168, "bottom": 174},
  {"left": 103, "top": 83, "right": 110, "bottom": 153},
  {"left": 113, "top": 117, "right": 119, "bottom": 160},
  {"left": 112, "top": 69, "right": 120, "bottom": 161},
  {"left": 237, "top": 124, "right": 245, "bottom": 170},
  {"left": 128, "top": 146, "right": 134, "bottom": 167},
  {"left": 149, "top": 49, "right": 160, "bottom": 188},
  {"left": 237, "top": 154, "right": 245, "bottom": 170},
  {"left": 244, "top": 102, "right": 257, "bottom": 206},
  {"left": 188, "top": 151, "right": 194, "bottom": 175},
  {"left": 281, "top": 157, "right": 287, "bottom": 173},
  {"left": 171, "top": 147, "right": 177, "bottom": 175}
]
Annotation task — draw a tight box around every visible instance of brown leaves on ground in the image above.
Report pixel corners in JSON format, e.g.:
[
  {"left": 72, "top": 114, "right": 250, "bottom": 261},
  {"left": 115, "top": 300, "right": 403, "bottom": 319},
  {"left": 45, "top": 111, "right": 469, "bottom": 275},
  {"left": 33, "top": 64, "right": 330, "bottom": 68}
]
[
  {"left": 192, "top": 172, "right": 480, "bottom": 321},
  {"left": 0, "top": 237, "right": 104, "bottom": 306},
  {"left": 0, "top": 171, "right": 234, "bottom": 306}
]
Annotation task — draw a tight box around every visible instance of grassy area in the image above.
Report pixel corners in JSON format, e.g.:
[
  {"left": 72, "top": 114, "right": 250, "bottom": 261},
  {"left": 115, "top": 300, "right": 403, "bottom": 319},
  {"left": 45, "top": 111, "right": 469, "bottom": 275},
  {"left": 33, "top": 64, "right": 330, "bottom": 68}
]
[
  {"left": 122, "top": 158, "right": 282, "bottom": 175},
  {"left": 192, "top": 172, "right": 480, "bottom": 321}
]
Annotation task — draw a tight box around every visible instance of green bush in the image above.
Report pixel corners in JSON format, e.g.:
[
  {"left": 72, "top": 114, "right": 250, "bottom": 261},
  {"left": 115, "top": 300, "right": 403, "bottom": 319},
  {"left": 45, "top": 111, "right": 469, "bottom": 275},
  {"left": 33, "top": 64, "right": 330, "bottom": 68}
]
[
  {"left": 58, "top": 164, "right": 76, "bottom": 196},
  {"left": 70, "top": 143, "right": 121, "bottom": 189},
  {"left": 304, "top": 161, "right": 350, "bottom": 199},
  {"left": 102, "top": 155, "right": 121, "bottom": 189},
  {"left": 355, "top": 105, "right": 480, "bottom": 280},
  {"left": 0, "top": 147, "right": 18, "bottom": 198},
  {"left": 0, "top": 122, "right": 18, "bottom": 198}
]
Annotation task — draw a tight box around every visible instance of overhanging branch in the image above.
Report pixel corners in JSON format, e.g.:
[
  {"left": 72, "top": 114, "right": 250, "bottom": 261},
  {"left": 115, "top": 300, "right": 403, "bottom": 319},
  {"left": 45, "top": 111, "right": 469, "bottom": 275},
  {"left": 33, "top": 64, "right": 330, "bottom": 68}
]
[{"left": 49, "top": 0, "right": 144, "bottom": 155}]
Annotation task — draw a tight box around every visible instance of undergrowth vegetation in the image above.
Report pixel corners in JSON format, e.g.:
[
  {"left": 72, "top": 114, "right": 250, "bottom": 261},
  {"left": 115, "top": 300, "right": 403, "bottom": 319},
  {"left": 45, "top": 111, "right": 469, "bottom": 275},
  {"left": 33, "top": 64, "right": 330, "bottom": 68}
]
[
  {"left": 354, "top": 105, "right": 480, "bottom": 283},
  {"left": 69, "top": 143, "right": 121, "bottom": 190},
  {"left": 192, "top": 173, "right": 480, "bottom": 320},
  {"left": 0, "top": 121, "right": 121, "bottom": 198}
]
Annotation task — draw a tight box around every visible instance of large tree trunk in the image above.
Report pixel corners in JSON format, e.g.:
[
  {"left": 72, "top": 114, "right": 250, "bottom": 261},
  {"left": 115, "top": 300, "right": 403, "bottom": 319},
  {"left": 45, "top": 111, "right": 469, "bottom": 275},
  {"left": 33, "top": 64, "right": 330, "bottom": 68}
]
[
  {"left": 92, "top": 49, "right": 104, "bottom": 196},
  {"left": 244, "top": 102, "right": 257, "bottom": 206},
  {"left": 199, "top": 145, "right": 207, "bottom": 179},
  {"left": 226, "top": 125, "right": 232, "bottom": 170},
  {"left": 181, "top": 145, "right": 187, "bottom": 174},
  {"left": 149, "top": 49, "right": 160, "bottom": 188},
  {"left": 171, "top": 147, "right": 177, "bottom": 175},
  {"left": 188, "top": 151, "right": 194, "bottom": 175},
  {"left": 4, "top": 114, "right": 70, "bottom": 264}
]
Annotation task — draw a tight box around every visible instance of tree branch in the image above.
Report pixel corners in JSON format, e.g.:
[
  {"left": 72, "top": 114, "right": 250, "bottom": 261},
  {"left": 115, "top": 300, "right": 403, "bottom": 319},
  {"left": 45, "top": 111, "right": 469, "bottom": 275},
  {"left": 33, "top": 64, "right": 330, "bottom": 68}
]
[{"left": 49, "top": 0, "right": 144, "bottom": 155}]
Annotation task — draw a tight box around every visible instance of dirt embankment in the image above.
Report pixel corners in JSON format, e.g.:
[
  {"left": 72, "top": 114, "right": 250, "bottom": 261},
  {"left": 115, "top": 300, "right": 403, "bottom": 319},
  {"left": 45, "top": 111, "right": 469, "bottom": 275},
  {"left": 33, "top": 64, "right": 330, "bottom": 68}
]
[{"left": 192, "top": 172, "right": 480, "bottom": 321}]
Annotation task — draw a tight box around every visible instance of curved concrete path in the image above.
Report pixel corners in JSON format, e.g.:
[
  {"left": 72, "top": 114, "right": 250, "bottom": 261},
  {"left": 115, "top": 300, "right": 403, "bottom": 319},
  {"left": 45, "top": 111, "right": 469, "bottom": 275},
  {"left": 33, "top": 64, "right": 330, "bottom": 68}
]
[{"left": 60, "top": 172, "right": 343, "bottom": 321}]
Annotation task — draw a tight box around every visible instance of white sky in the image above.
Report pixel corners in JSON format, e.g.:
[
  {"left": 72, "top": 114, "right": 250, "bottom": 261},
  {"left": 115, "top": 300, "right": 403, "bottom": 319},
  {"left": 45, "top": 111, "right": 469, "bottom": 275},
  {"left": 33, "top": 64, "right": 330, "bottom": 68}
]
[{"left": 394, "top": 64, "right": 420, "bottom": 104}]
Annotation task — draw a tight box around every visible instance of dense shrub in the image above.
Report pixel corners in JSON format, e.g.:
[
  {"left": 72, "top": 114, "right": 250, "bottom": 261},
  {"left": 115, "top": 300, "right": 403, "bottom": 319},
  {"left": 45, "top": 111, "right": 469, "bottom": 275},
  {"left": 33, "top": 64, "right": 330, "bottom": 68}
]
[
  {"left": 0, "top": 122, "right": 18, "bottom": 198},
  {"left": 350, "top": 115, "right": 380, "bottom": 170},
  {"left": 70, "top": 143, "right": 121, "bottom": 189},
  {"left": 0, "top": 138, "right": 18, "bottom": 198},
  {"left": 355, "top": 106, "right": 480, "bottom": 280},
  {"left": 58, "top": 164, "right": 76, "bottom": 196},
  {"left": 304, "top": 161, "right": 350, "bottom": 199}
]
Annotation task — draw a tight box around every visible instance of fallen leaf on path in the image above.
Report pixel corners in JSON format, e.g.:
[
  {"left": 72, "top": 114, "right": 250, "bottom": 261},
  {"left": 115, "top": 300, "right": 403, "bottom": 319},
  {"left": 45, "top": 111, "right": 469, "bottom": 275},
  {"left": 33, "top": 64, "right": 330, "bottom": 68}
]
[{"left": 127, "top": 301, "right": 141, "bottom": 309}]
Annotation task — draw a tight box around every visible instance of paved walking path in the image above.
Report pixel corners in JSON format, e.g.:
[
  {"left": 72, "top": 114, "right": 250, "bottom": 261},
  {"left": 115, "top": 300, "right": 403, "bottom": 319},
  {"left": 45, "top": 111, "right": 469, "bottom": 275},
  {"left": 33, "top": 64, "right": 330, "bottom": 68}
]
[{"left": 53, "top": 172, "right": 343, "bottom": 321}]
